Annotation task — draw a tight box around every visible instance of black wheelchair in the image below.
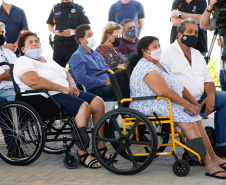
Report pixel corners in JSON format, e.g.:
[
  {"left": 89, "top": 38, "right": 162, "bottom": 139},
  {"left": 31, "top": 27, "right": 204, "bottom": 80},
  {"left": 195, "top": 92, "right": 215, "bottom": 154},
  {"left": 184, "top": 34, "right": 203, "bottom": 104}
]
[
  {"left": 91, "top": 68, "right": 203, "bottom": 176},
  {"left": 0, "top": 62, "right": 88, "bottom": 169}
]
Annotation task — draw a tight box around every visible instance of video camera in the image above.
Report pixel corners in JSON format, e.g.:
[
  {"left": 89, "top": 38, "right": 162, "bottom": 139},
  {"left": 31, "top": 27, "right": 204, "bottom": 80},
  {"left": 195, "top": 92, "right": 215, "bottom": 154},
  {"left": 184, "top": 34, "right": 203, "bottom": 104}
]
[{"left": 215, "top": 0, "right": 226, "bottom": 8}]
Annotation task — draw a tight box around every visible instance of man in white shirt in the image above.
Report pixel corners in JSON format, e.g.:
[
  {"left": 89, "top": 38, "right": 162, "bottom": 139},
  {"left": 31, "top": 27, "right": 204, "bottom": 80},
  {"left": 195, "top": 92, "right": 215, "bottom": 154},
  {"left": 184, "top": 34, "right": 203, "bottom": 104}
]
[
  {"left": 161, "top": 18, "right": 226, "bottom": 157},
  {"left": 0, "top": 22, "right": 16, "bottom": 101}
]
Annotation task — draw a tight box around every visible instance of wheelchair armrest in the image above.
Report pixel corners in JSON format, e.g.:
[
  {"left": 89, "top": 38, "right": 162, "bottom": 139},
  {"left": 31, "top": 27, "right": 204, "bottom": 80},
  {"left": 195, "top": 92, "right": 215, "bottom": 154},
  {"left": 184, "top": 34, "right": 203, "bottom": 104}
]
[{"left": 120, "top": 96, "right": 157, "bottom": 103}]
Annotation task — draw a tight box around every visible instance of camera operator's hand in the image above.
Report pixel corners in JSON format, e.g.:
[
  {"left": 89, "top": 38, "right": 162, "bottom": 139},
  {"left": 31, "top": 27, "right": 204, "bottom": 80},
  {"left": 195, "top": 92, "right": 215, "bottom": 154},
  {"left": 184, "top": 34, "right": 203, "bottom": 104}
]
[
  {"left": 171, "top": 9, "right": 180, "bottom": 18},
  {"left": 208, "top": 0, "right": 218, "bottom": 11}
]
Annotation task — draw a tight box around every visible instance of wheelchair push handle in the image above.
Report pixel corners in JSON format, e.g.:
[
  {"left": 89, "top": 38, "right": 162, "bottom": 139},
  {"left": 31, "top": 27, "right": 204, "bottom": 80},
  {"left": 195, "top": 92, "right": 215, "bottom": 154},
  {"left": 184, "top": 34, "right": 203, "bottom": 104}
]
[{"left": 95, "top": 66, "right": 124, "bottom": 76}]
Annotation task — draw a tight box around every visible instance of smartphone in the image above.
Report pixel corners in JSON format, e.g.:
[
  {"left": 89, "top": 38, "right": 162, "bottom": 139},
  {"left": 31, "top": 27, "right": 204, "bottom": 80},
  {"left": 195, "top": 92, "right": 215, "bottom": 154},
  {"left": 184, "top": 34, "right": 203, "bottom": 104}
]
[{"left": 184, "top": 108, "right": 195, "bottom": 116}]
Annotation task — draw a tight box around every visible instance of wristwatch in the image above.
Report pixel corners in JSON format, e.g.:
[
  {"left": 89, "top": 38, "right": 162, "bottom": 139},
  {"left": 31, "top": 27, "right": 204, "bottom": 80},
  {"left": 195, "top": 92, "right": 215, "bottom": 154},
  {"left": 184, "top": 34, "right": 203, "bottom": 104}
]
[{"left": 179, "top": 11, "right": 183, "bottom": 18}]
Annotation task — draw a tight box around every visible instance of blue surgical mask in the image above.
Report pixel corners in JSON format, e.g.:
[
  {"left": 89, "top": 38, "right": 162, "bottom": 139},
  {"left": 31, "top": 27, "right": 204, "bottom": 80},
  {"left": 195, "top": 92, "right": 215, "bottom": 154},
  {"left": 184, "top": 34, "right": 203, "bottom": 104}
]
[
  {"left": 125, "top": 29, "right": 138, "bottom": 38},
  {"left": 24, "top": 48, "right": 43, "bottom": 59},
  {"left": 180, "top": 34, "right": 198, "bottom": 47}
]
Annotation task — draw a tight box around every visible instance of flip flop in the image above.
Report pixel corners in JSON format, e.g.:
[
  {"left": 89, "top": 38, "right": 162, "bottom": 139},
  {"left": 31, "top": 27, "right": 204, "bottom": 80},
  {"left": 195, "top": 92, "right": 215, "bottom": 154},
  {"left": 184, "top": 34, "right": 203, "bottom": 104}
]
[
  {"left": 205, "top": 171, "right": 226, "bottom": 179},
  {"left": 219, "top": 162, "right": 226, "bottom": 171},
  {"left": 78, "top": 153, "right": 101, "bottom": 169}
]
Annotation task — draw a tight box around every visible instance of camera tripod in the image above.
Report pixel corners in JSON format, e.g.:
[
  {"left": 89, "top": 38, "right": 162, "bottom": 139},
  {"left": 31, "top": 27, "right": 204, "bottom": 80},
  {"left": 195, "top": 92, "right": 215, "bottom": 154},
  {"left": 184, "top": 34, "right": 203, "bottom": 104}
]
[{"left": 206, "top": 25, "right": 226, "bottom": 88}]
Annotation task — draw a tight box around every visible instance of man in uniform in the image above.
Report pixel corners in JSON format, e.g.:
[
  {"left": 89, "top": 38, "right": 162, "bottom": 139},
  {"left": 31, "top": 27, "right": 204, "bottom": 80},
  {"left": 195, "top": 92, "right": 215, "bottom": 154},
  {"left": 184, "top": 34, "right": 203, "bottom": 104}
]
[
  {"left": 46, "top": 0, "right": 90, "bottom": 67},
  {"left": 0, "top": 0, "right": 28, "bottom": 56},
  {"left": 108, "top": 0, "right": 145, "bottom": 38},
  {"left": 170, "top": 0, "right": 207, "bottom": 56}
]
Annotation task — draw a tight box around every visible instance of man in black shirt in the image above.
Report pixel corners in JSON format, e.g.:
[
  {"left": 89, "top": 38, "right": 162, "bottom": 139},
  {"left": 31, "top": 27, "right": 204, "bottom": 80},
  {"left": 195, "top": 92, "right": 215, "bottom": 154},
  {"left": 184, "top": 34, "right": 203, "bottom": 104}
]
[
  {"left": 46, "top": 0, "right": 90, "bottom": 67},
  {"left": 170, "top": 0, "right": 207, "bottom": 56}
]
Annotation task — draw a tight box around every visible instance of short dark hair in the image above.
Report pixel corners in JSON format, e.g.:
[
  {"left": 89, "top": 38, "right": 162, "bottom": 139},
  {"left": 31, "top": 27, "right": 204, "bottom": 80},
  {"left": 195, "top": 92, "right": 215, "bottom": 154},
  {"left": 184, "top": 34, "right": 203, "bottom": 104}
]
[
  {"left": 75, "top": 24, "right": 91, "bottom": 44},
  {"left": 120, "top": 19, "right": 135, "bottom": 30}
]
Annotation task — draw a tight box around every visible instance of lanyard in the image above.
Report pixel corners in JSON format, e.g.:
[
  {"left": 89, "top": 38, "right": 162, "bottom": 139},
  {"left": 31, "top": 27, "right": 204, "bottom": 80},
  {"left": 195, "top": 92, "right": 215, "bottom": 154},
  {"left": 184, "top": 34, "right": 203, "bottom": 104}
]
[{"left": 121, "top": 0, "right": 132, "bottom": 20}]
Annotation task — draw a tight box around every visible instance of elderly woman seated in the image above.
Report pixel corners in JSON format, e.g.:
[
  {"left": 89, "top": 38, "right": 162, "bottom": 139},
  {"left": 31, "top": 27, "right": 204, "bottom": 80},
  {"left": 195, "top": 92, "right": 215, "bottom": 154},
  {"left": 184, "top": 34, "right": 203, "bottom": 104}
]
[
  {"left": 13, "top": 31, "right": 112, "bottom": 169},
  {"left": 128, "top": 36, "right": 226, "bottom": 179},
  {"left": 96, "top": 22, "right": 127, "bottom": 70}
]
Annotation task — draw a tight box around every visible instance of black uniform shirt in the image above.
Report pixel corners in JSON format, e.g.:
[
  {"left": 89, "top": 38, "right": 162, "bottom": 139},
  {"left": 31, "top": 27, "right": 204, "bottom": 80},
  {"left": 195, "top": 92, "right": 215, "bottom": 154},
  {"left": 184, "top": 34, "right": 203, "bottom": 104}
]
[
  {"left": 170, "top": 0, "right": 207, "bottom": 52},
  {"left": 46, "top": 2, "right": 90, "bottom": 41}
]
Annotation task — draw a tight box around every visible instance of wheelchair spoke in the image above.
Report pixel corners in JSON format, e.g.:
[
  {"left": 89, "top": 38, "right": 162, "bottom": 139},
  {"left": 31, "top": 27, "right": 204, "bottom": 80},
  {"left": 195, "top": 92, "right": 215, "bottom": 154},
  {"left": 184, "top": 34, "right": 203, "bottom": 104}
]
[
  {"left": 97, "top": 136, "right": 119, "bottom": 143},
  {"left": 107, "top": 143, "right": 122, "bottom": 166},
  {"left": 126, "top": 118, "right": 140, "bottom": 139},
  {"left": 125, "top": 146, "right": 139, "bottom": 168},
  {"left": 110, "top": 116, "right": 123, "bottom": 137}
]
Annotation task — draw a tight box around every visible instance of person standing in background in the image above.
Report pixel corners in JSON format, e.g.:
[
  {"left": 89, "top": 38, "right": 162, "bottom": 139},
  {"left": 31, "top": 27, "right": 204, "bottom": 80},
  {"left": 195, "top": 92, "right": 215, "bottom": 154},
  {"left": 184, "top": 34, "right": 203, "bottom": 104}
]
[
  {"left": 0, "top": 0, "right": 28, "bottom": 56},
  {"left": 108, "top": 0, "right": 145, "bottom": 38},
  {"left": 170, "top": 0, "right": 207, "bottom": 56},
  {"left": 47, "top": 0, "right": 90, "bottom": 68}
]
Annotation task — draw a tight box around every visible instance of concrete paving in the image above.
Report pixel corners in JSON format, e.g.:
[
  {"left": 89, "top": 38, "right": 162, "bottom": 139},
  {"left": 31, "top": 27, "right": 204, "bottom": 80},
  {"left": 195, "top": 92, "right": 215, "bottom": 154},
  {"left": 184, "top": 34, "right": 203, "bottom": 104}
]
[{"left": 0, "top": 113, "right": 226, "bottom": 185}]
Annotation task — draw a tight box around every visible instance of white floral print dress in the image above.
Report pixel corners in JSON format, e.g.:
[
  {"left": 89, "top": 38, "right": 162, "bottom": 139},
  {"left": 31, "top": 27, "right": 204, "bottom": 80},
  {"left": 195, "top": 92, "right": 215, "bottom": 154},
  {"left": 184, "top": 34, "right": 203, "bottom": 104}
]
[{"left": 129, "top": 58, "right": 201, "bottom": 122}]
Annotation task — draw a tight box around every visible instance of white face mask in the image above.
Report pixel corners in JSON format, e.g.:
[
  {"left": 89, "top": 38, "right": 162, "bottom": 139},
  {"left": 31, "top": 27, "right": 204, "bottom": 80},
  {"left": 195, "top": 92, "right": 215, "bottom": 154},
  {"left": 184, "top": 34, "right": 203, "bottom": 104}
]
[
  {"left": 3, "top": 0, "right": 13, "bottom": 5},
  {"left": 85, "top": 36, "right": 96, "bottom": 49}
]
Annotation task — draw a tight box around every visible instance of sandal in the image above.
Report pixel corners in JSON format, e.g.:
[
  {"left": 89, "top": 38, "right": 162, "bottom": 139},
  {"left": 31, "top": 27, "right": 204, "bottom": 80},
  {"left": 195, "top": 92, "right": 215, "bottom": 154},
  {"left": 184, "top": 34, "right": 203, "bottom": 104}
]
[
  {"left": 91, "top": 147, "right": 118, "bottom": 162},
  {"left": 219, "top": 162, "right": 226, "bottom": 171},
  {"left": 78, "top": 152, "right": 101, "bottom": 169},
  {"left": 205, "top": 171, "right": 226, "bottom": 179}
]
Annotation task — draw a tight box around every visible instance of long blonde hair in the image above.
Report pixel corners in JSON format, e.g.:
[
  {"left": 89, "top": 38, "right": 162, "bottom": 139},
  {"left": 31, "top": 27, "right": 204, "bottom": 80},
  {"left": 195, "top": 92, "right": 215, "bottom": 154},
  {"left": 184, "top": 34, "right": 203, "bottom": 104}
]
[{"left": 101, "top": 22, "right": 123, "bottom": 44}]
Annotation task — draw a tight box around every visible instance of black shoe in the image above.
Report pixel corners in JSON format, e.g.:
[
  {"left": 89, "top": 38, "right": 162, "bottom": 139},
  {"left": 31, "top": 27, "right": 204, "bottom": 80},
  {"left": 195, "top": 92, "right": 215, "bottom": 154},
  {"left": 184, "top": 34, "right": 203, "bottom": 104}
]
[
  {"left": 215, "top": 146, "right": 226, "bottom": 157},
  {"left": 7, "top": 149, "right": 29, "bottom": 159}
]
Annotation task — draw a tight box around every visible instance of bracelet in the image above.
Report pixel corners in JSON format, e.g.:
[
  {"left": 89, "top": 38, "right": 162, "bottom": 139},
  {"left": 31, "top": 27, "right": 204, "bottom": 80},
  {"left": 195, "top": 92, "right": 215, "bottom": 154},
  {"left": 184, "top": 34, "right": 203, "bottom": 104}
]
[{"left": 206, "top": 8, "right": 213, "bottom": 13}]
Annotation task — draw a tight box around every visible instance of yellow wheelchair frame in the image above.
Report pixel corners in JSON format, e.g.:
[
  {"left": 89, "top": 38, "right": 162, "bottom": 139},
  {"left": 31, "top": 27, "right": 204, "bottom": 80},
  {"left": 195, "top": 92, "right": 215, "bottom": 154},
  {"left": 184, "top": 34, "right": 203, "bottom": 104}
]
[{"left": 92, "top": 67, "right": 202, "bottom": 176}]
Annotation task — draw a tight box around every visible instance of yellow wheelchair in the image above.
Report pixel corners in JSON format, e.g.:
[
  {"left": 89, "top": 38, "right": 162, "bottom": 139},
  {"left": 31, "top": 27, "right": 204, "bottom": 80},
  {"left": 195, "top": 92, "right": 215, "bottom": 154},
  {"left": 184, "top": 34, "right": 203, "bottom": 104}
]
[{"left": 92, "top": 67, "right": 202, "bottom": 176}]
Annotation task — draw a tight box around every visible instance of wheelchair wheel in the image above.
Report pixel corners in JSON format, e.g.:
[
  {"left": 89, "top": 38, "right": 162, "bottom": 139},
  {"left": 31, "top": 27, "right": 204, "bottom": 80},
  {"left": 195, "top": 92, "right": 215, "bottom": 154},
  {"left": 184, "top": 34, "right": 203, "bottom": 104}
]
[
  {"left": 44, "top": 118, "right": 75, "bottom": 154},
  {"left": 93, "top": 108, "right": 158, "bottom": 175},
  {"left": 172, "top": 160, "right": 190, "bottom": 177},
  {"left": 0, "top": 101, "right": 45, "bottom": 165},
  {"left": 63, "top": 153, "right": 80, "bottom": 169}
]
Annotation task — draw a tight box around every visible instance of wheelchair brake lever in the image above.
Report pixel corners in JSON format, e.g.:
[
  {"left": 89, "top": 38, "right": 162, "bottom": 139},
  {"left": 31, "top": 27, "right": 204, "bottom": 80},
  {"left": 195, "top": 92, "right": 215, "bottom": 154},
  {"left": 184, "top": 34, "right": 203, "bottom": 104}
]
[{"left": 153, "top": 112, "right": 162, "bottom": 127}]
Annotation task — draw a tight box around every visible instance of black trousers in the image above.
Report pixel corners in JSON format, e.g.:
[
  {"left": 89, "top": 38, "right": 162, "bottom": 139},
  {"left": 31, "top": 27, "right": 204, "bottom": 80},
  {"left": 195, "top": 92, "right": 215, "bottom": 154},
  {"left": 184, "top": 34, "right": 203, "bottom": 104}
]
[{"left": 53, "top": 42, "right": 79, "bottom": 68}]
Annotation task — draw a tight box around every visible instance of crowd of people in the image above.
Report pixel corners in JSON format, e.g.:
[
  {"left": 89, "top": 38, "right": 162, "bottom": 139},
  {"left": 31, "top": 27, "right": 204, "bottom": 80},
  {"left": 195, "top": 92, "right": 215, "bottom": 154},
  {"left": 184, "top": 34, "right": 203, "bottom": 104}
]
[{"left": 0, "top": 0, "right": 226, "bottom": 179}]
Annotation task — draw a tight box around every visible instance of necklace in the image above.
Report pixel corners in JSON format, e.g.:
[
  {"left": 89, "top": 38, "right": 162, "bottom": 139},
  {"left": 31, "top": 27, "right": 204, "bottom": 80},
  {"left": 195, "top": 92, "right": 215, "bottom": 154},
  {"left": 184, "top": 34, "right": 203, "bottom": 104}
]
[{"left": 121, "top": 0, "right": 132, "bottom": 20}]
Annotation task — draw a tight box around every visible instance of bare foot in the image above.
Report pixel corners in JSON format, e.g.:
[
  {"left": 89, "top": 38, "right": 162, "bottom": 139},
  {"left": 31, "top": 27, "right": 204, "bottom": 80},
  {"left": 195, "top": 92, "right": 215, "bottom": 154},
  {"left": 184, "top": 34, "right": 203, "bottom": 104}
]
[
  {"left": 211, "top": 155, "right": 226, "bottom": 168},
  {"left": 206, "top": 163, "right": 226, "bottom": 178}
]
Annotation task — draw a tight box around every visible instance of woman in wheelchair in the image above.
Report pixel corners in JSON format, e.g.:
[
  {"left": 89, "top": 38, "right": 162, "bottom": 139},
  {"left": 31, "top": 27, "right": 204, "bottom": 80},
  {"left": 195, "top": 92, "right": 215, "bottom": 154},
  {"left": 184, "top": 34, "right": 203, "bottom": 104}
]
[
  {"left": 128, "top": 36, "right": 226, "bottom": 178},
  {"left": 13, "top": 31, "right": 112, "bottom": 168}
]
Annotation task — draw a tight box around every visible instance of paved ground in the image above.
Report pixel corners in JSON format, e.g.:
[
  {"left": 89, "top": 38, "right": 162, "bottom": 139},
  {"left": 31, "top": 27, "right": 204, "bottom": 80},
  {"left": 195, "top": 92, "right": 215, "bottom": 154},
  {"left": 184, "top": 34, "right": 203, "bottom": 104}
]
[{"left": 0, "top": 114, "right": 226, "bottom": 185}]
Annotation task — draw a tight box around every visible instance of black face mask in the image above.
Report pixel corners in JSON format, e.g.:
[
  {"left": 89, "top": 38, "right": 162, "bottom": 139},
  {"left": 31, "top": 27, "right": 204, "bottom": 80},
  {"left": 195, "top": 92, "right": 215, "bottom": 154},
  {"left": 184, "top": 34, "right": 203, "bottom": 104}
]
[
  {"left": 112, "top": 38, "right": 121, "bottom": 47},
  {"left": 0, "top": 35, "right": 5, "bottom": 46},
  {"left": 61, "top": 2, "right": 71, "bottom": 8},
  {"left": 180, "top": 34, "right": 198, "bottom": 47}
]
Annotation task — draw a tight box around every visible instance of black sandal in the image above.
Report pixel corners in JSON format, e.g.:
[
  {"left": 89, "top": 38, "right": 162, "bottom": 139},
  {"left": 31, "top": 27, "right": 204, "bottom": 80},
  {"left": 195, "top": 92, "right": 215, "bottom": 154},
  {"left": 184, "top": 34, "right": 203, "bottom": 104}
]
[
  {"left": 219, "top": 162, "right": 226, "bottom": 171},
  {"left": 78, "top": 153, "right": 101, "bottom": 169},
  {"left": 91, "top": 147, "right": 118, "bottom": 162},
  {"left": 205, "top": 171, "right": 226, "bottom": 179}
]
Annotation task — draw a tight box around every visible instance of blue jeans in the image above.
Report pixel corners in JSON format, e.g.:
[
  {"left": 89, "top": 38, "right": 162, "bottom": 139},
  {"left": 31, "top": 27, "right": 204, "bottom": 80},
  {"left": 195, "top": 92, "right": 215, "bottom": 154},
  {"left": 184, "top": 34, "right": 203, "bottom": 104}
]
[
  {"left": 220, "top": 70, "right": 226, "bottom": 91},
  {"left": 0, "top": 88, "right": 15, "bottom": 101},
  {"left": 198, "top": 92, "right": 226, "bottom": 146},
  {"left": 88, "top": 85, "right": 117, "bottom": 101}
]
